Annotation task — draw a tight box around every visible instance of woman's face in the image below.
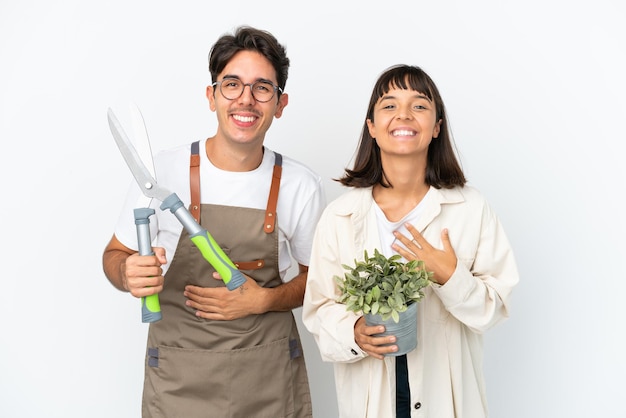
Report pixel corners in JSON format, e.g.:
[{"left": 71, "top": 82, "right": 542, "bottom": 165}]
[{"left": 366, "top": 86, "right": 441, "bottom": 159}]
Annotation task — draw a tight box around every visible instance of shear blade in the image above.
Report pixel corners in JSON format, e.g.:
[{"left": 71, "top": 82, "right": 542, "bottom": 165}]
[{"left": 107, "top": 107, "right": 171, "bottom": 202}]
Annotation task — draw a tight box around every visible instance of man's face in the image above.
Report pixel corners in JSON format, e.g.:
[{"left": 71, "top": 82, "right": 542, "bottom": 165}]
[{"left": 207, "top": 50, "right": 288, "bottom": 148}]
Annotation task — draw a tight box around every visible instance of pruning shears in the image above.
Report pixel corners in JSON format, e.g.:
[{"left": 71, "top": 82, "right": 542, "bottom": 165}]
[
  {"left": 107, "top": 107, "right": 246, "bottom": 323},
  {"left": 128, "top": 103, "right": 161, "bottom": 323}
]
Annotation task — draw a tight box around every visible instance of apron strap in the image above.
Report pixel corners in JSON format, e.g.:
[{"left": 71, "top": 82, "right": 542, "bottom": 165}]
[
  {"left": 189, "top": 141, "right": 283, "bottom": 234},
  {"left": 190, "top": 140, "right": 201, "bottom": 223},
  {"left": 264, "top": 152, "right": 282, "bottom": 233}
]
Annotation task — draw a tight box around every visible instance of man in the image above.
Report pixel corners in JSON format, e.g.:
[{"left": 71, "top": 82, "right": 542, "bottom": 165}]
[{"left": 103, "top": 26, "right": 325, "bottom": 418}]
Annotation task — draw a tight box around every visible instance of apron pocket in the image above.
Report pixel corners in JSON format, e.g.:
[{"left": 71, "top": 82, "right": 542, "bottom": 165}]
[{"left": 145, "top": 338, "right": 295, "bottom": 418}]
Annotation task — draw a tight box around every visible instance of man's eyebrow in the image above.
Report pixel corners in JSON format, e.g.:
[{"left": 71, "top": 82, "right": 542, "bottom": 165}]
[{"left": 221, "top": 74, "right": 275, "bottom": 84}]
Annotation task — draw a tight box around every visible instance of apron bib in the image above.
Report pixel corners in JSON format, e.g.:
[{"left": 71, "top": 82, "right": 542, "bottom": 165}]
[{"left": 141, "top": 144, "right": 312, "bottom": 418}]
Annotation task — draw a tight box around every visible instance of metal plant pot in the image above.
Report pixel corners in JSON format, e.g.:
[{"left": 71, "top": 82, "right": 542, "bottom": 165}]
[{"left": 365, "top": 302, "right": 418, "bottom": 357}]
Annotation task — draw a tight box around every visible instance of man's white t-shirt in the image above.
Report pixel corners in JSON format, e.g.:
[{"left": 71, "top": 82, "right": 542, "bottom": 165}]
[{"left": 114, "top": 139, "right": 326, "bottom": 281}]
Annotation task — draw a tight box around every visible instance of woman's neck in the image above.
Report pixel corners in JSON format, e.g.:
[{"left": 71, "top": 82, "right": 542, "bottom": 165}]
[{"left": 373, "top": 158, "right": 429, "bottom": 222}]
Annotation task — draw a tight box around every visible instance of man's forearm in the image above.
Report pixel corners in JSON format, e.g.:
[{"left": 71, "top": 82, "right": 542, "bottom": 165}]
[
  {"left": 262, "top": 271, "right": 307, "bottom": 312},
  {"left": 102, "top": 249, "right": 130, "bottom": 292}
]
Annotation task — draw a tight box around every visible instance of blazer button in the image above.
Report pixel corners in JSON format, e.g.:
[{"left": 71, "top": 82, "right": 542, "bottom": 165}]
[{"left": 414, "top": 402, "right": 422, "bottom": 409}]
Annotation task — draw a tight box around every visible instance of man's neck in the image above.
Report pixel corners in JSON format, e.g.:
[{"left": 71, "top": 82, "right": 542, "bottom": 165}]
[{"left": 204, "top": 136, "right": 265, "bottom": 172}]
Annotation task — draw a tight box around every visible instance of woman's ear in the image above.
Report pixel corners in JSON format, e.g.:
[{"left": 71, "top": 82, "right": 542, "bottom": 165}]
[
  {"left": 366, "top": 118, "right": 376, "bottom": 139},
  {"left": 433, "top": 119, "right": 442, "bottom": 139}
]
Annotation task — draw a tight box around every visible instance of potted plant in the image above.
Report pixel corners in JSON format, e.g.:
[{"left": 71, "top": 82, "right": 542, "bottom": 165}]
[{"left": 335, "top": 249, "right": 434, "bottom": 356}]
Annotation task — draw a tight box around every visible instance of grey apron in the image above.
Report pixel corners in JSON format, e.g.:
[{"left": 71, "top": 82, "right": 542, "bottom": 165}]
[{"left": 141, "top": 142, "right": 312, "bottom": 418}]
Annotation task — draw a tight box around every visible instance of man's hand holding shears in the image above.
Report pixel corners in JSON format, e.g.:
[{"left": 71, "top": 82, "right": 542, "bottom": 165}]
[{"left": 122, "top": 248, "right": 167, "bottom": 298}]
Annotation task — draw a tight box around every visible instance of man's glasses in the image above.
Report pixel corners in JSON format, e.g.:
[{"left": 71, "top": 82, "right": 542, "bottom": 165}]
[{"left": 212, "top": 78, "right": 282, "bottom": 103}]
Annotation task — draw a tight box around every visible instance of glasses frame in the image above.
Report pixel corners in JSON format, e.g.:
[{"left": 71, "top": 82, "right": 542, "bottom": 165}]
[{"left": 212, "top": 78, "right": 283, "bottom": 103}]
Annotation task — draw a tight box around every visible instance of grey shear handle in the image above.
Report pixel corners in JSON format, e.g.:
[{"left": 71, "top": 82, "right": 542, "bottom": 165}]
[{"left": 134, "top": 208, "right": 162, "bottom": 323}]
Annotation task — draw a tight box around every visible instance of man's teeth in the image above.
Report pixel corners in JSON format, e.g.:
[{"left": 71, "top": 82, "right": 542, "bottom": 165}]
[{"left": 233, "top": 115, "right": 255, "bottom": 123}]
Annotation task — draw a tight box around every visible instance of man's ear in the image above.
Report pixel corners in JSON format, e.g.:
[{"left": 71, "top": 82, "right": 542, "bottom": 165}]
[
  {"left": 206, "top": 85, "right": 216, "bottom": 111},
  {"left": 274, "top": 93, "right": 289, "bottom": 119}
]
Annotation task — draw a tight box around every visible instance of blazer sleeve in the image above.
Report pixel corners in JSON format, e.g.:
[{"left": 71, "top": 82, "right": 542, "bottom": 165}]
[
  {"left": 302, "top": 209, "right": 367, "bottom": 363},
  {"left": 432, "top": 197, "right": 519, "bottom": 333}
]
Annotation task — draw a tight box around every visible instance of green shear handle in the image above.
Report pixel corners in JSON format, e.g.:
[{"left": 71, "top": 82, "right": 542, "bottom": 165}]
[{"left": 161, "top": 193, "right": 246, "bottom": 290}]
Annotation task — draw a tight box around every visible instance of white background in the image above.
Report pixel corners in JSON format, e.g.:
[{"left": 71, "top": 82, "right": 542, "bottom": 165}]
[{"left": 1, "top": 1, "right": 624, "bottom": 417}]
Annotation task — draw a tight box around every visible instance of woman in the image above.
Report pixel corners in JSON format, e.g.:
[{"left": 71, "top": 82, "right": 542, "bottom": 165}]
[{"left": 302, "top": 65, "right": 519, "bottom": 418}]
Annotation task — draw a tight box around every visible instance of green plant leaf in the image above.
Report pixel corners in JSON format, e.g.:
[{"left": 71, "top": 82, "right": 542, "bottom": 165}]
[
  {"left": 378, "top": 305, "right": 391, "bottom": 314},
  {"left": 371, "top": 301, "right": 379, "bottom": 315},
  {"left": 371, "top": 285, "right": 381, "bottom": 300},
  {"left": 391, "top": 310, "right": 400, "bottom": 323}
]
